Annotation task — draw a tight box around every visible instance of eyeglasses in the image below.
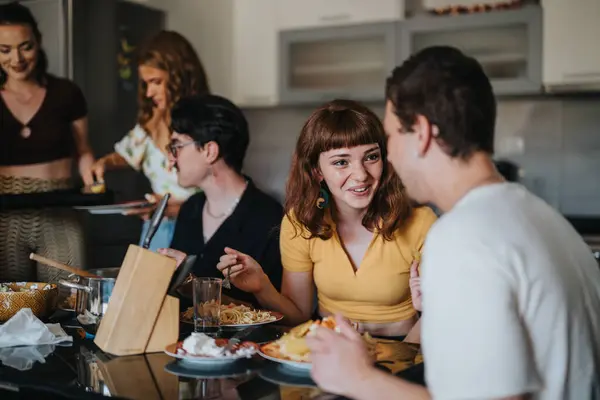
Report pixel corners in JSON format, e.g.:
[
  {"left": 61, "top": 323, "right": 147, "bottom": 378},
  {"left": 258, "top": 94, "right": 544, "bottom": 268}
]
[{"left": 165, "top": 141, "right": 199, "bottom": 157}]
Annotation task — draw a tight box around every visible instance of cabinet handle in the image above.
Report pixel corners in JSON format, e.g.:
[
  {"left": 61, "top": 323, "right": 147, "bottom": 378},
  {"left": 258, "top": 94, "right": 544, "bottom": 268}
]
[
  {"left": 319, "top": 13, "right": 352, "bottom": 22},
  {"left": 321, "top": 93, "right": 350, "bottom": 101},
  {"left": 563, "top": 71, "right": 600, "bottom": 80}
]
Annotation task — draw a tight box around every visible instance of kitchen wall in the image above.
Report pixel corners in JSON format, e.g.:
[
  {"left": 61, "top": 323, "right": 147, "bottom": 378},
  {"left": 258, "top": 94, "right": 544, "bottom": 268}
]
[{"left": 242, "top": 97, "right": 600, "bottom": 216}]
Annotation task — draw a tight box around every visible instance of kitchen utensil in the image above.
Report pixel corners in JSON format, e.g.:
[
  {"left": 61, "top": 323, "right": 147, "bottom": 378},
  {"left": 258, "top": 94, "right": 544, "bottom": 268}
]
[
  {"left": 29, "top": 253, "right": 100, "bottom": 279},
  {"left": 167, "top": 255, "right": 197, "bottom": 297},
  {"left": 73, "top": 200, "right": 152, "bottom": 215},
  {"left": 58, "top": 268, "right": 121, "bottom": 334},
  {"left": 224, "top": 326, "right": 258, "bottom": 352},
  {"left": 223, "top": 265, "right": 232, "bottom": 289},
  {"left": 141, "top": 193, "right": 170, "bottom": 249},
  {"left": 93, "top": 245, "right": 179, "bottom": 356},
  {"left": 0, "top": 188, "right": 114, "bottom": 212}
]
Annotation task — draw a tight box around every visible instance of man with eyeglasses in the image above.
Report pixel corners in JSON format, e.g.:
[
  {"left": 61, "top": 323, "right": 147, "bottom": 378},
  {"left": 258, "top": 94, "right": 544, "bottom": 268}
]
[{"left": 158, "top": 94, "right": 283, "bottom": 307}]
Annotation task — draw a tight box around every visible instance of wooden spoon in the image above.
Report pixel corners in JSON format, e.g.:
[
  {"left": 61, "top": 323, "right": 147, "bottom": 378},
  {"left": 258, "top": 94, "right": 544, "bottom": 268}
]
[{"left": 29, "top": 252, "right": 101, "bottom": 279}]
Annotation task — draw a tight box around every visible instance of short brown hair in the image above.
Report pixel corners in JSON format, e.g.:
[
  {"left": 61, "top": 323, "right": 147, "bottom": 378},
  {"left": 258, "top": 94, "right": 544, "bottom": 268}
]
[
  {"left": 136, "top": 30, "right": 210, "bottom": 127},
  {"left": 285, "top": 99, "right": 412, "bottom": 241},
  {"left": 386, "top": 46, "right": 496, "bottom": 159}
]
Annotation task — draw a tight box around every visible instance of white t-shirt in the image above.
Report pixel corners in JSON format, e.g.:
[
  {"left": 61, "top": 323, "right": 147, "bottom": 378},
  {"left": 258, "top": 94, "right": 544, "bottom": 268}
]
[{"left": 421, "top": 182, "right": 600, "bottom": 400}]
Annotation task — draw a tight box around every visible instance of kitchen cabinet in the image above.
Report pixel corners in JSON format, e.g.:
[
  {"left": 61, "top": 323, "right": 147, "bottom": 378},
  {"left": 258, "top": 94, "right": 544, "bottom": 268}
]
[
  {"left": 168, "top": 0, "right": 278, "bottom": 107},
  {"left": 231, "top": 0, "right": 278, "bottom": 107},
  {"left": 276, "top": 0, "right": 403, "bottom": 30},
  {"left": 399, "top": 5, "right": 543, "bottom": 95},
  {"left": 279, "top": 22, "right": 397, "bottom": 104},
  {"left": 542, "top": 0, "right": 600, "bottom": 90}
]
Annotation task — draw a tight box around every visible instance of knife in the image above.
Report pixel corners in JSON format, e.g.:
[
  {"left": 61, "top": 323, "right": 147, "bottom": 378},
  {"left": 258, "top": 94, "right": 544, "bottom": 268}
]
[
  {"left": 225, "top": 326, "right": 258, "bottom": 352},
  {"left": 167, "top": 254, "right": 197, "bottom": 297},
  {"left": 141, "top": 193, "right": 170, "bottom": 249}
]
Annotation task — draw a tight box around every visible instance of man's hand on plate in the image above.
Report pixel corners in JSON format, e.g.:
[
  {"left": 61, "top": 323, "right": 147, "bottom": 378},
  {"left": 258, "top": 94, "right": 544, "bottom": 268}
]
[{"left": 306, "top": 314, "right": 376, "bottom": 397}]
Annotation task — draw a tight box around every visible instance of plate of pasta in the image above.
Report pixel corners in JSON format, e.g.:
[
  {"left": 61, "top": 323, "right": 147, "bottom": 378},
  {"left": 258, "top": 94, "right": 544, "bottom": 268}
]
[{"left": 181, "top": 303, "right": 284, "bottom": 329}]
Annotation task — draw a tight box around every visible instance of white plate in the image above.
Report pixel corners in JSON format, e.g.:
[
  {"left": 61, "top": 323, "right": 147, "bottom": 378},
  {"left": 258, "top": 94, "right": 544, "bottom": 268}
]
[
  {"left": 74, "top": 201, "right": 152, "bottom": 215},
  {"left": 164, "top": 359, "right": 261, "bottom": 378},
  {"left": 258, "top": 349, "right": 312, "bottom": 371},
  {"left": 259, "top": 363, "right": 315, "bottom": 388},
  {"left": 164, "top": 342, "right": 257, "bottom": 367}
]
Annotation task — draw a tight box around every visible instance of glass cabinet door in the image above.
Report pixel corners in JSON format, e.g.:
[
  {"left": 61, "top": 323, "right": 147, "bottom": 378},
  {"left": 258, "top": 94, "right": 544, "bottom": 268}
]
[
  {"left": 399, "top": 6, "right": 542, "bottom": 95},
  {"left": 279, "top": 22, "right": 397, "bottom": 104}
]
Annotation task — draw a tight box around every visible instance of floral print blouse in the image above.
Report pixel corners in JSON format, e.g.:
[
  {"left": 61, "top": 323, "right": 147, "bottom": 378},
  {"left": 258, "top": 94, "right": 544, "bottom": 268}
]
[{"left": 114, "top": 124, "right": 198, "bottom": 201}]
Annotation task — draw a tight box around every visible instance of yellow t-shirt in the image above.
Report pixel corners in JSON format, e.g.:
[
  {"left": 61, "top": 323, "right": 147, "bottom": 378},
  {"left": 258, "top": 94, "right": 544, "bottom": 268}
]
[{"left": 280, "top": 207, "right": 437, "bottom": 323}]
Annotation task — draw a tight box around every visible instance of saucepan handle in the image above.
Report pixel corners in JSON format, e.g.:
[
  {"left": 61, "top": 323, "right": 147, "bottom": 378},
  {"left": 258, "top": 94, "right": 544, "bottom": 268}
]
[{"left": 59, "top": 280, "right": 92, "bottom": 293}]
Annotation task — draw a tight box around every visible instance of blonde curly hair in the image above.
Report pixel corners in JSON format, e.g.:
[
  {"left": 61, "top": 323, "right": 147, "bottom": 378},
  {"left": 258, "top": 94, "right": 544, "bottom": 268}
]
[{"left": 136, "top": 30, "right": 210, "bottom": 127}]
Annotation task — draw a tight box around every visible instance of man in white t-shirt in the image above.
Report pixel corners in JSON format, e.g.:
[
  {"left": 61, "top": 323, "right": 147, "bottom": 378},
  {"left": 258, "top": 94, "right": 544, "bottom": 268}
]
[{"left": 305, "top": 46, "right": 600, "bottom": 400}]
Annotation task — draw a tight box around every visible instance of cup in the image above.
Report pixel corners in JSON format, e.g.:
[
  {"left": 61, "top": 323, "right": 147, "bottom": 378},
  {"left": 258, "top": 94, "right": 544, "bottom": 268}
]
[{"left": 192, "top": 277, "right": 222, "bottom": 336}]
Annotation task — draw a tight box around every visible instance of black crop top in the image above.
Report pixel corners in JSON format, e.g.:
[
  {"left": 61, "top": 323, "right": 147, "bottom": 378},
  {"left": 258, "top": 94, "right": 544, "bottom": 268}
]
[{"left": 0, "top": 75, "right": 88, "bottom": 166}]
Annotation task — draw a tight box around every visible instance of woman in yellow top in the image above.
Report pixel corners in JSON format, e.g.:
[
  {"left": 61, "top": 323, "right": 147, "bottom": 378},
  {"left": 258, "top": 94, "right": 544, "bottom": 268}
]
[{"left": 217, "top": 100, "right": 437, "bottom": 337}]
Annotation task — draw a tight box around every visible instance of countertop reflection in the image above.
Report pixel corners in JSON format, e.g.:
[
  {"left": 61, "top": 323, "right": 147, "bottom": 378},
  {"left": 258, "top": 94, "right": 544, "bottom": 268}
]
[{"left": 0, "top": 322, "right": 424, "bottom": 399}]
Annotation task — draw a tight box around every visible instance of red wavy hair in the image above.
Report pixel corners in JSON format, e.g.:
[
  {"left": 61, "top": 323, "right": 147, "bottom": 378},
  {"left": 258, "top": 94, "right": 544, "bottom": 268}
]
[{"left": 285, "top": 99, "right": 412, "bottom": 240}]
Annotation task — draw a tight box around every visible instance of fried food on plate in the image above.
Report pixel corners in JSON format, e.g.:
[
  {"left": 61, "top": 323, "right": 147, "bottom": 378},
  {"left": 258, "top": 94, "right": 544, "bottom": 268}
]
[{"left": 261, "top": 316, "right": 377, "bottom": 363}]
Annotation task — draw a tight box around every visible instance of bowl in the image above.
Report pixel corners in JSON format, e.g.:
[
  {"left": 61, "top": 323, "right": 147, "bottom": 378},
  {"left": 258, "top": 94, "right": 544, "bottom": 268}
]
[{"left": 0, "top": 282, "right": 58, "bottom": 322}]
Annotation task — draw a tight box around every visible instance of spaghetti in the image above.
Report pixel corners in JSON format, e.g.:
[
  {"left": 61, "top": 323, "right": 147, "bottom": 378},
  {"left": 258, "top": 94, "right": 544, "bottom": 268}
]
[{"left": 182, "top": 303, "right": 278, "bottom": 325}]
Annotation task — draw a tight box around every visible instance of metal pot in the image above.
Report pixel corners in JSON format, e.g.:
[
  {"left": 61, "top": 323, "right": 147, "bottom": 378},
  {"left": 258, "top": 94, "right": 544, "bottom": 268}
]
[{"left": 59, "top": 268, "right": 120, "bottom": 332}]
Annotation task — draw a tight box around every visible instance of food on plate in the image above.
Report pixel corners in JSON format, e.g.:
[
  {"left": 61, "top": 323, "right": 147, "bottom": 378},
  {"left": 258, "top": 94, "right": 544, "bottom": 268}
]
[
  {"left": 177, "top": 332, "right": 258, "bottom": 358},
  {"left": 81, "top": 181, "right": 106, "bottom": 194},
  {"left": 61, "top": 292, "right": 78, "bottom": 310},
  {"left": 182, "top": 303, "right": 279, "bottom": 325},
  {"left": 260, "top": 317, "right": 377, "bottom": 363},
  {"left": 90, "top": 181, "right": 106, "bottom": 194}
]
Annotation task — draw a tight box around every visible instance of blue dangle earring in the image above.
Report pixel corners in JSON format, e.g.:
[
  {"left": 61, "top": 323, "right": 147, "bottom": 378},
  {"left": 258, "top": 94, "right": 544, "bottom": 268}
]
[{"left": 316, "top": 183, "right": 329, "bottom": 209}]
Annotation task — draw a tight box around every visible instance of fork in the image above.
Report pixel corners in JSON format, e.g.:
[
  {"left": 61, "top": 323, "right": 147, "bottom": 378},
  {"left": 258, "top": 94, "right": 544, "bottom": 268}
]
[
  {"left": 224, "top": 336, "right": 240, "bottom": 352},
  {"left": 224, "top": 327, "right": 257, "bottom": 352},
  {"left": 223, "top": 265, "right": 232, "bottom": 289}
]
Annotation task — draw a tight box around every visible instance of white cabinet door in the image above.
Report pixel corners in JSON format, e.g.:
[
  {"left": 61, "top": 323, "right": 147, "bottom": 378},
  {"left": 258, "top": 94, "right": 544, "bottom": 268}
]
[
  {"left": 167, "top": 0, "right": 279, "bottom": 107},
  {"left": 276, "top": 0, "right": 403, "bottom": 30},
  {"left": 232, "top": 0, "right": 278, "bottom": 107},
  {"left": 543, "top": 0, "right": 600, "bottom": 86}
]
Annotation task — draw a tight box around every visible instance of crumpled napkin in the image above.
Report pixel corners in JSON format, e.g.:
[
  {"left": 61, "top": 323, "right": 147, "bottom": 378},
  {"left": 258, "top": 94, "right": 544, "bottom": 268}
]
[
  {"left": 76, "top": 310, "right": 99, "bottom": 326},
  {"left": 0, "top": 308, "right": 73, "bottom": 348},
  {"left": 0, "top": 344, "right": 56, "bottom": 371},
  {"left": 0, "top": 308, "right": 73, "bottom": 371}
]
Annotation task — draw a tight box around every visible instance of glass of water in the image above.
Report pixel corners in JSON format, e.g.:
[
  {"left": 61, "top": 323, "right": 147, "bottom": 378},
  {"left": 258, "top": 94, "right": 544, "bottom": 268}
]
[{"left": 192, "top": 277, "right": 222, "bottom": 336}]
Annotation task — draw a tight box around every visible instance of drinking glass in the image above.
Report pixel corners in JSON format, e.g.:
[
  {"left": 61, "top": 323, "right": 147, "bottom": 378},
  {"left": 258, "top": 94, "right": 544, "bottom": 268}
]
[{"left": 192, "top": 277, "right": 222, "bottom": 336}]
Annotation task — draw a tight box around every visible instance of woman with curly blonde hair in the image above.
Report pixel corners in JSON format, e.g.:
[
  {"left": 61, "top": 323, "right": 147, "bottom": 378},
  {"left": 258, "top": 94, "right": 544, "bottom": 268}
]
[
  {"left": 92, "top": 30, "right": 210, "bottom": 250},
  {"left": 217, "top": 99, "right": 437, "bottom": 338}
]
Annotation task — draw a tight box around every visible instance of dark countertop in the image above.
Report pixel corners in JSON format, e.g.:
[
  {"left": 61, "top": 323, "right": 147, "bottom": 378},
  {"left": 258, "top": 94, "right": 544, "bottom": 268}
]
[
  {"left": 0, "top": 318, "right": 425, "bottom": 400},
  {"left": 565, "top": 216, "right": 600, "bottom": 236}
]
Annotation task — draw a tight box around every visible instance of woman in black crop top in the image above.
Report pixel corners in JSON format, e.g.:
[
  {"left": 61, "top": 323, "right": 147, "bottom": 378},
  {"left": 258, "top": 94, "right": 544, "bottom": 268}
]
[{"left": 0, "top": 3, "right": 95, "bottom": 282}]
